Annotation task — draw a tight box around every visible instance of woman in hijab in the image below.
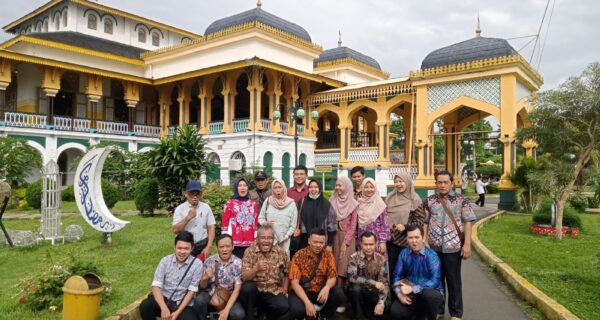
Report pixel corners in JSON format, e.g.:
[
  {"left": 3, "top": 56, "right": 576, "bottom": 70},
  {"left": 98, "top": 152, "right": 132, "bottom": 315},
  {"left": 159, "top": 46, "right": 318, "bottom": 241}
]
[
  {"left": 356, "top": 178, "right": 390, "bottom": 256},
  {"left": 258, "top": 178, "right": 298, "bottom": 255},
  {"left": 386, "top": 173, "right": 425, "bottom": 273},
  {"left": 222, "top": 177, "right": 259, "bottom": 259},
  {"left": 331, "top": 175, "right": 359, "bottom": 313},
  {"left": 297, "top": 179, "right": 337, "bottom": 250}
]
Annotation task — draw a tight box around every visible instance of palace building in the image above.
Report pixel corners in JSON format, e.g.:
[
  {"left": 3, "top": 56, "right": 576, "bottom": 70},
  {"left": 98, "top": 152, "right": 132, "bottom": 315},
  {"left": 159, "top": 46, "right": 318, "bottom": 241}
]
[{"left": 0, "top": 0, "right": 543, "bottom": 209}]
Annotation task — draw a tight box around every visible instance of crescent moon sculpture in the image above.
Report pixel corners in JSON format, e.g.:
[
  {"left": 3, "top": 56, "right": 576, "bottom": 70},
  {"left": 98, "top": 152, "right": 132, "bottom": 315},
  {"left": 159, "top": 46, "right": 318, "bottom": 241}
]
[{"left": 74, "top": 147, "right": 130, "bottom": 232}]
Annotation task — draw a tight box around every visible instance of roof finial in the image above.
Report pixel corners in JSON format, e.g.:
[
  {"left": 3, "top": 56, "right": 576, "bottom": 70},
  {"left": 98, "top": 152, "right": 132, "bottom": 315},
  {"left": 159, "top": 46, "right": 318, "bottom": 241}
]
[
  {"left": 475, "top": 14, "right": 481, "bottom": 37},
  {"left": 257, "top": 0, "right": 262, "bottom": 8},
  {"left": 338, "top": 30, "right": 342, "bottom": 47}
]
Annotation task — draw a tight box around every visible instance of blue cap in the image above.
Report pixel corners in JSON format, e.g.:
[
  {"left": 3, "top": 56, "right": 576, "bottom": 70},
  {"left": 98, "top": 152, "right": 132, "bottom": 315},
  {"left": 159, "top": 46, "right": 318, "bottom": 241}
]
[{"left": 185, "top": 181, "right": 203, "bottom": 192}]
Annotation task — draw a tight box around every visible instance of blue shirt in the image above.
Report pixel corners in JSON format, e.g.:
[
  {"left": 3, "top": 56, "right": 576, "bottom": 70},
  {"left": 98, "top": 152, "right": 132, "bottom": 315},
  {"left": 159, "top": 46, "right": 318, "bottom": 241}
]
[{"left": 392, "top": 247, "right": 442, "bottom": 296}]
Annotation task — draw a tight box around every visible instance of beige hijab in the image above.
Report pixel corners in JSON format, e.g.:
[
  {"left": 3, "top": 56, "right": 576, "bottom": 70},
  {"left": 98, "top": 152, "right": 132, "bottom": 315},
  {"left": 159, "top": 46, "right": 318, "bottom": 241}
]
[
  {"left": 357, "top": 178, "right": 387, "bottom": 227},
  {"left": 267, "top": 179, "right": 294, "bottom": 209},
  {"left": 330, "top": 176, "right": 359, "bottom": 221},
  {"left": 386, "top": 173, "right": 422, "bottom": 226}
]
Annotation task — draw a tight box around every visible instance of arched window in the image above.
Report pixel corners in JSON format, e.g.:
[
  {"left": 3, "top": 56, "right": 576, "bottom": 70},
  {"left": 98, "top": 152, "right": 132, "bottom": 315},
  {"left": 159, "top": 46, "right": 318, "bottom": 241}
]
[
  {"left": 43, "top": 19, "right": 48, "bottom": 32},
  {"left": 54, "top": 15, "right": 60, "bottom": 30},
  {"left": 152, "top": 31, "right": 160, "bottom": 46},
  {"left": 87, "top": 15, "right": 97, "bottom": 30},
  {"left": 138, "top": 29, "right": 146, "bottom": 43},
  {"left": 104, "top": 19, "right": 113, "bottom": 34},
  {"left": 63, "top": 10, "right": 68, "bottom": 27}
]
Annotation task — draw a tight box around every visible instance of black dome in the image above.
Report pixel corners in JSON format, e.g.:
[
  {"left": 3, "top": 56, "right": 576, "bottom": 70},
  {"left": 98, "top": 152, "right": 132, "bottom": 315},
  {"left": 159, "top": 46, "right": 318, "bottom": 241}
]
[
  {"left": 314, "top": 46, "right": 381, "bottom": 70},
  {"left": 205, "top": 7, "right": 311, "bottom": 42},
  {"left": 421, "top": 37, "right": 518, "bottom": 69}
]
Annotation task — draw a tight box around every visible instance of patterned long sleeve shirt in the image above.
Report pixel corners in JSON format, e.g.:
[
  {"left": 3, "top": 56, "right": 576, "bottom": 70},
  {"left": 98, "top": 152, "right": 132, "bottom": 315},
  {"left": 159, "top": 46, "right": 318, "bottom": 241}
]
[
  {"left": 347, "top": 251, "right": 389, "bottom": 304},
  {"left": 392, "top": 247, "right": 442, "bottom": 296},
  {"left": 357, "top": 209, "right": 391, "bottom": 255},
  {"left": 423, "top": 191, "right": 476, "bottom": 253}
]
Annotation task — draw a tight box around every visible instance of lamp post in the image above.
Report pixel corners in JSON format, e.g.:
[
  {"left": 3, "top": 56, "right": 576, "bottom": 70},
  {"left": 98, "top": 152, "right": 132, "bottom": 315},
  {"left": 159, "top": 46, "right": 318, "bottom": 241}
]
[{"left": 273, "top": 101, "right": 318, "bottom": 167}]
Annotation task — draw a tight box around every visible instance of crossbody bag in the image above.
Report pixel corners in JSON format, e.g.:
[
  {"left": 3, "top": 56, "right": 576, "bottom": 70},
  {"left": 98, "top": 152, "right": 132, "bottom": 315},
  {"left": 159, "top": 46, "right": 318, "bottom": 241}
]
[{"left": 438, "top": 194, "right": 465, "bottom": 245}]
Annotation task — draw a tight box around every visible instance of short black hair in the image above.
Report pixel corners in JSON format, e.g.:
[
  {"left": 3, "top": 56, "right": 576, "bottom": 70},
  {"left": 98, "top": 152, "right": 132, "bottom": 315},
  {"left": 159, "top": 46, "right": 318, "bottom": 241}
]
[
  {"left": 360, "top": 231, "right": 377, "bottom": 242},
  {"left": 293, "top": 165, "right": 308, "bottom": 174},
  {"left": 351, "top": 166, "right": 365, "bottom": 176},
  {"left": 308, "top": 227, "right": 326, "bottom": 238},
  {"left": 175, "top": 231, "right": 194, "bottom": 246},
  {"left": 435, "top": 170, "right": 454, "bottom": 182},
  {"left": 405, "top": 224, "right": 423, "bottom": 237},
  {"left": 216, "top": 234, "right": 233, "bottom": 245}
]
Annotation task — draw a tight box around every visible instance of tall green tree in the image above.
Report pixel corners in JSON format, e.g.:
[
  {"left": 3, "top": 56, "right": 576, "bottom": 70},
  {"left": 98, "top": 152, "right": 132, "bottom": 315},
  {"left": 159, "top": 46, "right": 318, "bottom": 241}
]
[
  {"left": 0, "top": 137, "right": 42, "bottom": 187},
  {"left": 518, "top": 62, "right": 600, "bottom": 240},
  {"left": 390, "top": 116, "right": 405, "bottom": 150},
  {"left": 144, "top": 125, "right": 209, "bottom": 213}
]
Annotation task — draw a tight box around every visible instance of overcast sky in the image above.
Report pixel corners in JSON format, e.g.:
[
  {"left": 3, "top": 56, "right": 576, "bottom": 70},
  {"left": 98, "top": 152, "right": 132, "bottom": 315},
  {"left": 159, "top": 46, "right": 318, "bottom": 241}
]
[{"left": 0, "top": 0, "right": 597, "bottom": 90}]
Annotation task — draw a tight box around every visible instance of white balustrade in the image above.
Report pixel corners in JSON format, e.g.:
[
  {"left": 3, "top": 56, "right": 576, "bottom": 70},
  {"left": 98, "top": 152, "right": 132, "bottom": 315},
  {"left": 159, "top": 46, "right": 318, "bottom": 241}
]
[
  {"left": 296, "top": 124, "right": 304, "bottom": 136},
  {"left": 73, "top": 118, "right": 91, "bottom": 132},
  {"left": 280, "top": 121, "right": 289, "bottom": 132},
  {"left": 4, "top": 112, "right": 47, "bottom": 128},
  {"left": 97, "top": 120, "right": 128, "bottom": 135},
  {"left": 315, "top": 152, "right": 341, "bottom": 165},
  {"left": 134, "top": 124, "right": 161, "bottom": 137},
  {"left": 52, "top": 116, "right": 72, "bottom": 131},
  {"left": 389, "top": 165, "right": 418, "bottom": 180},
  {"left": 261, "top": 119, "right": 271, "bottom": 132},
  {"left": 169, "top": 126, "right": 178, "bottom": 136},
  {"left": 209, "top": 121, "right": 224, "bottom": 134},
  {"left": 348, "top": 148, "right": 379, "bottom": 162},
  {"left": 233, "top": 119, "right": 249, "bottom": 132}
]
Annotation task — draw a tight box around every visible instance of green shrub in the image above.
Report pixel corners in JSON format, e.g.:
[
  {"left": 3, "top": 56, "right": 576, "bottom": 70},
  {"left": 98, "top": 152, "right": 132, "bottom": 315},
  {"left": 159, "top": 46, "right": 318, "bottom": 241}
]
[
  {"left": 25, "top": 180, "right": 42, "bottom": 210},
  {"left": 8, "top": 187, "right": 27, "bottom": 209},
  {"left": 202, "top": 181, "right": 230, "bottom": 235},
  {"left": 101, "top": 179, "right": 119, "bottom": 209},
  {"left": 588, "top": 196, "right": 599, "bottom": 209},
  {"left": 568, "top": 194, "right": 588, "bottom": 212},
  {"left": 475, "top": 165, "right": 503, "bottom": 179},
  {"left": 309, "top": 173, "right": 337, "bottom": 191},
  {"left": 61, "top": 186, "right": 75, "bottom": 202},
  {"left": 486, "top": 183, "right": 499, "bottom": 194},
  {"left": 134, "top": 178, "right": 159, "bottom": 215},
  {"left": 532, "top": 202, "right": 583, "bottom": 230}
]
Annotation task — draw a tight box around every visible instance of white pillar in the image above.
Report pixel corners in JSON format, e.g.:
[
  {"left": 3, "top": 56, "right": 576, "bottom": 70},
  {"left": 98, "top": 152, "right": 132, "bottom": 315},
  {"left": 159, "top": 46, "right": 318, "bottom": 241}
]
[
  {"left": 220, "top": 167, "right": 230, "bottom": 186},
  {"left": 375, "top": 167, "right": 390, "bottom": 197}
]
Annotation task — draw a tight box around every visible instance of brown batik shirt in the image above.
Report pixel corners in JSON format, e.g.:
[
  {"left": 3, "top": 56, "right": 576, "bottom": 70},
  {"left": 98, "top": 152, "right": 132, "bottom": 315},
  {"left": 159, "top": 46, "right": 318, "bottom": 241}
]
[{"left": 242, "top": 242, "right": 289, "bottom": 294}]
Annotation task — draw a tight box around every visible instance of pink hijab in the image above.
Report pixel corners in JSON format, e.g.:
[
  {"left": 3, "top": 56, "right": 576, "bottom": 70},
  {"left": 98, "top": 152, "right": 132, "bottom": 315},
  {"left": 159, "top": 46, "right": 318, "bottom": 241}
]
[
  {"left": 267, "top": 179, "right": 295, "bottom": 209},
  {"left": 330, "top": 176, "right": 359, "bottom": 221},
  {"left": 357, "top": 178, "right": 387, "bottom": 227}
]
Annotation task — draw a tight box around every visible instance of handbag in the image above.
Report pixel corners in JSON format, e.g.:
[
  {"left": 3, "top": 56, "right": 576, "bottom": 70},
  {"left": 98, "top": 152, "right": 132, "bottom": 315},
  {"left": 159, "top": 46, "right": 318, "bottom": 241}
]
[
  {"left": 289, "top": 198, "right": 305, "bottom": 252},
  {"left": 208, "top": 261, "right": 232, "bottom": 311},
  {"left": 438, "top": 194, "right": 465, "bottom": 245},
  {"left": 299, "top": 251, "right": 323, "bottom": 290}
]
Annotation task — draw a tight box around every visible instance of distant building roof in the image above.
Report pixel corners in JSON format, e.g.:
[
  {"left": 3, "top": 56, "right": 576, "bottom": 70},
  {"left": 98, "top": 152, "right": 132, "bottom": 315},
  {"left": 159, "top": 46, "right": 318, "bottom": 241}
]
[
  {"left": 205, "top": 7, "right": 311, "bottom": 42},
  {"left": 421, "top": 37, "right": 518, "bottom": 69},
  {"left": 27, "top": 32, "right": 146, "bottom": 59},
  {"left": 314, "top": 46, "right": 381, "bottom": 70}
]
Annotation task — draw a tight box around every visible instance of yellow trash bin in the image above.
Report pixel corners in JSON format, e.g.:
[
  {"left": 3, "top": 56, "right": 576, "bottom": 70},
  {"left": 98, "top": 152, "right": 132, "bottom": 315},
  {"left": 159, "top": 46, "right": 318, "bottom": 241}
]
[{"left": 62, "top": 274, "right": 104, "bottom": 320}]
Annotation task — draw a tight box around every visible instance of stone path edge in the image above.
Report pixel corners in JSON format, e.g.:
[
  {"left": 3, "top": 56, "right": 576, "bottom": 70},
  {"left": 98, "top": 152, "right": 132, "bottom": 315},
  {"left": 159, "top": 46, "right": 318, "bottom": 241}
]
[{"left": 471, "top": 210, "right": 580, "bottom": 320}]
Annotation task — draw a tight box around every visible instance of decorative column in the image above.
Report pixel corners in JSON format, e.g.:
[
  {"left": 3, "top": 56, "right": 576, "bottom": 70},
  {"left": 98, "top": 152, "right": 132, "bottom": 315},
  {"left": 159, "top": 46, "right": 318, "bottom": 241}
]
[
  {"left": 443, "top": 122, "right": 461, "bottom": 186},
  {"left": 413, "top": 85, "right": 436, "bottom": 197},
  {"left": 498, "top": 74, "right": 518, "bottom": 210},
  {"left": 271, "top": 73, "right": 284, "bottom": 133},
  {"left": 85, "top": 75, "right": 103, "bottom": 130},
  {"left": 221, "top": 74, "right": 233, "bottom": 134},
  {"left": 198, "top": 79, "right": 210, "bottom": 135},
  {"left": 41, "top": 67, "right": 63, "bottom": 126},
  {"left": 180, "top": 81, "right": 192, "bottom": 127},
  {"left": 0, "top": 59, "right": 12, "bottom": 117},
  {"left": 158, "top": 86, "right": 171, "bottom": 137},
  {"left": 123, "top": 81, "right": 140, "bottom": 133},
  {"left": 522, "top": 140, "right": 537, "bottom": 158},
  {"left": 376, "top": 120, "right": 391, "bottom": 164},
  {"left": 247, "top": 66, "right": 264, "bottom": 132}
]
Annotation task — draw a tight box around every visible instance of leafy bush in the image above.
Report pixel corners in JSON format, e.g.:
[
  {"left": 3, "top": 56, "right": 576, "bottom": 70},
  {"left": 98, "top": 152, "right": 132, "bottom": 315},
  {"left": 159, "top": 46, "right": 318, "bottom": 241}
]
[
  {"left": 17, "top": 253, "right": 111, "bottom": 311},
  {"left": 202, "top": 181, "right": 230, "bottom": 235},
  {"left": 101, "top": 179, "right": 119, "bottom": 209},
  {"left": 486, "top": 183, "right": 499, "bottom": 194},
  {"left": 61, "top": 186, "right": 75, "bottom": 202},
  {"left": 8, "top": 187, "right": 27, "bottom": 209},
  {"left": 134, "top": 178, "right": 159, "bottom": 215},
  {"left": 475, "top": 165, "right": 503, "bottom": 179},
  {"left": 568, "top": 194, "right": 588, "bottom": 212},
  {"left": 588, "top": 196, "right": 599, "bottom": 209},
  {"left": 25, "top": 180, "right": 42, "bottom": 210},
  {"left": 309, "top": 173, "right": 337, "bottom": 191},
  {"left": 0, "top": 137, "right": 42, "bottom": 187},
  {"left": 532, "top": 202, "right": 583, "bottom": 230}
]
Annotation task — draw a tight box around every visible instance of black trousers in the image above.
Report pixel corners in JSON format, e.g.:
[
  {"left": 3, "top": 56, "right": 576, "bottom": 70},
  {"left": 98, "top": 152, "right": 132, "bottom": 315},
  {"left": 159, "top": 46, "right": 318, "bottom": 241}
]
[
  {"left": 194, "top": 290, "right": 245, "bottom": 320},
  {"left": 475, "top": 193, "right": 485, "bottom": 206},
  {"left": 238, "top": 281, "right": 289, "bottom": 320},
  {"left": 387, "top": 242, "right": 405, "bottom": 284},
  {"left": 346, "top": 284, "right": 385, "bottom": 320},
  {"left": 390, "top": 288, "right": 443, "bottom": 320},
  {"left": 437, "top": 251, "right": 463, "bottom": 318},
  {"left": 288, "top": 286, "right": 343, "bottom": 319},
  {"left": 233, "top": 246, "right": 248, "bottom": 259},
  {"left": 139, "top": 294, "right": 199, "bottom": 320},
  {"left": 192, "top": 237, "right": 208, "bottom": 257}
]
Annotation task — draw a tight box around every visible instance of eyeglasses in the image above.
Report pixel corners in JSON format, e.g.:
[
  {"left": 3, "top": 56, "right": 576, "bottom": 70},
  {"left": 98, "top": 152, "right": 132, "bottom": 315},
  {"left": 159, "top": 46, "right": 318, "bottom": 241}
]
[{"left": 188, "top": 191, "right": 201, "bottom": 196}]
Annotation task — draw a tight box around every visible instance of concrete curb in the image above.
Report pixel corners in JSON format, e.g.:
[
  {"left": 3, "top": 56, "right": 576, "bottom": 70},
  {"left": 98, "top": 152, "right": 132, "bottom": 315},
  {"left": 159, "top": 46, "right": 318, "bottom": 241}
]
[
  {"left": 105, "top": 293, "right": 146, "bottom": 320},
  {"left": 472, "top": 211, "right": 580, "bottom": 320}
]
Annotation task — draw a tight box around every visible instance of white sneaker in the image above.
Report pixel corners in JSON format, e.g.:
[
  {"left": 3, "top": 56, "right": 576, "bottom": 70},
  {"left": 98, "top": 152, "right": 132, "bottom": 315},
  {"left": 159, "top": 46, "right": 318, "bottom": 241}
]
[{"left": 336, "top": 306, "right": 346, "bottom": 313}]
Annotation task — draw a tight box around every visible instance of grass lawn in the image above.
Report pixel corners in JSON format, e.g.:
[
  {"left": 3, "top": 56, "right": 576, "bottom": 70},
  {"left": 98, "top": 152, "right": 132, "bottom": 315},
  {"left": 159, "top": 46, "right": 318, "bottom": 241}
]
[
  {"left": 7, "top": 200, "right": 140, "bottom": 216},
  {"left": 0, "top": 214, "right": 176, "bottom": 319},
  {"left": 478, "top": 213, "right": 600, "bottom": 320}
]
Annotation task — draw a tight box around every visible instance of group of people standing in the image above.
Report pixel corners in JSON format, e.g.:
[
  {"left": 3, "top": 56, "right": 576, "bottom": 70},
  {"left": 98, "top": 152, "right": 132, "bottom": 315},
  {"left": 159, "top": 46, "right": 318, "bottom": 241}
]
[{"left": 140, "top": 165, "right": 476, "bottom": 320}]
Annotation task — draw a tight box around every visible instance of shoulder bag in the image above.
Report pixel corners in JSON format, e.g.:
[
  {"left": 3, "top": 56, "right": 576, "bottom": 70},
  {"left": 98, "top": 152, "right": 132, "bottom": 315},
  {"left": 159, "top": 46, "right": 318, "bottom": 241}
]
[
  {"left": 209, "top": 260, "right": 232, "bottom": 311},
  {"left": 299, "top": 251, "right": 323, "bottom": 290},
  {"left": 438, "top": 194, "right": 464, "bottom": 245}
]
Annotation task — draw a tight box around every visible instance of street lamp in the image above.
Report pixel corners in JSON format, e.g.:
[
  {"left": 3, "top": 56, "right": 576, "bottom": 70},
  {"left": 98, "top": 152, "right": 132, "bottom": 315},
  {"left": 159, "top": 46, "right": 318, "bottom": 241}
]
[{"left": 273, "top": 101, "right": 318, "bottom": 166}]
